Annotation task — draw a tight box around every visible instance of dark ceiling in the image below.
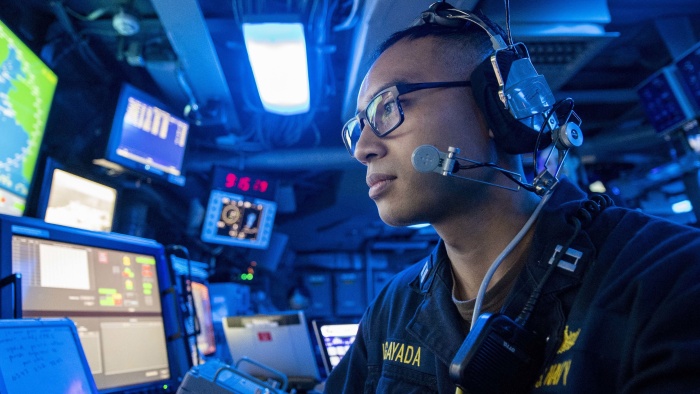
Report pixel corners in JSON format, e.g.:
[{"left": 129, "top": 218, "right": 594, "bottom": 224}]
[{"left": 2, "top": 0, "right": 700, "bottom": 264}]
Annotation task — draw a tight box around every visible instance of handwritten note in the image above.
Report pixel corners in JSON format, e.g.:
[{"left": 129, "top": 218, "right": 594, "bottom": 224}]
[{"left": 0, "top": 322, "right": 94, "bottom": 394}]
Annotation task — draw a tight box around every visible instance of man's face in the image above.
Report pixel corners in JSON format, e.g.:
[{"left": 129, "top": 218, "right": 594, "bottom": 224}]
[{"left": 353, "top": 36, "right": 494, "bottom": 227}]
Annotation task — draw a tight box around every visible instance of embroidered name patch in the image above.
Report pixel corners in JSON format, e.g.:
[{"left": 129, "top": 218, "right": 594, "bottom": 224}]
[{"left": 382, "top": 341, "right": 422, "bottom": 367}]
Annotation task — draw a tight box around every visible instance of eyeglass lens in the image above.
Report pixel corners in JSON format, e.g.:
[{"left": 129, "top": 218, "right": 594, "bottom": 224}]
[{"left": 343, "top": 89, "right": 401, "bottom": 155}]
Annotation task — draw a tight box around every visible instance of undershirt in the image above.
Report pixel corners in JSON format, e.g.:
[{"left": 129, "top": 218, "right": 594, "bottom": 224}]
[{"left": 451, "top": 257, "right": 525, "bottom": 325}]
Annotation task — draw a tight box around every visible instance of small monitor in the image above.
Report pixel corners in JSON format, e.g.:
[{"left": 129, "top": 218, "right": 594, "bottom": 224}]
[
  {"left": 675, "top": 42, "right": 700, "bottom": 110},
  {"left": 200, "top": 189, "right": 277, "bottom": 249},
  {"left": 636, "top": 66, "right": 697, "bottom": 134},
  {"left": 222, "top": 311, "right": 321, "bottom": 382},
  {"left": 0, "top": 318, "right": 99, "bottom": 394},
  {"left": 311, "top": 320, "right": 359, "bottom": 376},
  {"left": 683, "top": 120, "right": 700, "bottom": 154},
  {"left": 42, "top": 168, "right": 117, "bottom": 232},
  {"left": 0, "top": 19, "right": 58, "bottom": 216},
  {"left": 95, "top": 83, "right": 189, "bottom": 186},
  {"left": 0, "top": 214, "right": 176, "bottom": 392},
  {"left": 189, "top": 281, "right": 217, "bottom": 358}
]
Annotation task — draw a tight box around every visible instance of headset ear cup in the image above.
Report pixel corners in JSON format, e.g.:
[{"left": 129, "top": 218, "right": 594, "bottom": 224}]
[{"left": 471, "top": 55, "right": 552, "bottom": 155}]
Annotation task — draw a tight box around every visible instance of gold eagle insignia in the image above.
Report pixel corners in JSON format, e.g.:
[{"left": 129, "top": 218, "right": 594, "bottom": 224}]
[{"left": 557, "top": 325, "right": 581, "bottom": 354}]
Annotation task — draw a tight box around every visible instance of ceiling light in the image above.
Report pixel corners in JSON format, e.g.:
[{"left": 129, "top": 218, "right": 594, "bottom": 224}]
[{"left": 242, "top": 22, "right": 310, "bottom": 115}]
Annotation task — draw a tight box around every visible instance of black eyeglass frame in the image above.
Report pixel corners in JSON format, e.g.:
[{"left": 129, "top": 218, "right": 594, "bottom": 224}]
[{"left": 342, "top": 80, "right": 471, "bottom": 155}]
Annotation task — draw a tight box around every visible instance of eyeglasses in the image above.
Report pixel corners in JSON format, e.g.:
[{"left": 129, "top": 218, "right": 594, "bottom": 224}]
[{"left": 341, "top": 81, "right": 470, "bottom": 156}]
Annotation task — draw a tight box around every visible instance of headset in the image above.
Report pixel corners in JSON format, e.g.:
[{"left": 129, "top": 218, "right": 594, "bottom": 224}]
[
  {"left": 412, "top": 1, "right": 583, "bottom": 195},
  {"left": 411, "top": 2, "right": 589, "bottom": 393}
]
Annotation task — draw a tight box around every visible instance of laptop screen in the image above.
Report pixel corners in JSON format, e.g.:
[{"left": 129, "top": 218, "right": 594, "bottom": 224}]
[
  {"left": 312, "top": 320, "right": 359, "bottom": 375},
  {"left": 222, "top": 311, "right": 321, "bottom": 381},
  {"left": 0, "top": 318, "right": 98, "bottom": 394}
]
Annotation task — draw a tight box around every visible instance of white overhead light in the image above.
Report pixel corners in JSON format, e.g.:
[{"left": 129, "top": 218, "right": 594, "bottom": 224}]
[{"left": 242, "top": 22, "right": 310, "bottom": 115}]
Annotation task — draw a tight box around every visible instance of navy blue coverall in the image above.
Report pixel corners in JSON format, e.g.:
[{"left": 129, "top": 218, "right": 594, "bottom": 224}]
[{"left": 324, "top": 179, "right": 700, "bottom": 393}]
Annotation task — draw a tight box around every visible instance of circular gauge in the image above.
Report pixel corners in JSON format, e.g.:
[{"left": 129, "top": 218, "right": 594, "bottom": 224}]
[{"left": 220, "top": 204, "right": 241, "bottom": 225}]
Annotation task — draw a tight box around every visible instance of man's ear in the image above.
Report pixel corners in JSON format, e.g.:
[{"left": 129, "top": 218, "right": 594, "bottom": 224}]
[{"left": 471, "top": 51, "right": 552, "bottom": 154}]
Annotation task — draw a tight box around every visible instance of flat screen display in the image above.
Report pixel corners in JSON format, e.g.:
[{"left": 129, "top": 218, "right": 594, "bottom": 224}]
[
  {"left": 222, "top": 311, "right": 321, "bottom": 381},
  {"left": 0, "top": 318, "right": 99, "bottom": 394},
  {"left": 5, "top": 217, "right": 173, "bottom": 392},
  {"left": 637, "top": 67, "right": 696, "bottom": 134},
  {"left": 43, "top": 168, "right": 117, "bottom": 232},
  {"left": 684, "top": 121, "right": 700, "bottom": 154},
  {"left": 675, "top": 43, "right": 700, "bottom": 109},
  {"left": 99, "top": 83, "right": 189, "bottom": 186},
  {"left": 189, "top": 281, "right": 216, "bottom": 358},
  {"left": 200, "top": 189, "right": 277, "bottom": 249},
  {"left": 0, "top": 19, "right": 58, "bottom": 216},
  {"left": 311, "top": 320, "right": 359, "bottom": 375}
]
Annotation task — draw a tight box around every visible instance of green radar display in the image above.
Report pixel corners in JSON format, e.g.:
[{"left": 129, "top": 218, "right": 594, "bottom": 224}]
[{"left": 0, "top": 20, "right": 58, "bottom": 216}]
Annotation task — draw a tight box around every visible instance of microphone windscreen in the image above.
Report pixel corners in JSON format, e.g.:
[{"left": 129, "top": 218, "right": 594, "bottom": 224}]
[{"left": 412, "top": 145, "right": 441, "bottom": 173}]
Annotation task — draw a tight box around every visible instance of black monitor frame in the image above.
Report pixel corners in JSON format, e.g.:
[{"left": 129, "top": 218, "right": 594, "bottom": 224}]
[{"left": 0, "top": 214, "right": 185, "bottom": 393}]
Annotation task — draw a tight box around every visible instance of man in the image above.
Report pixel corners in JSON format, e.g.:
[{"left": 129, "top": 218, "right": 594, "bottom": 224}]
[{"left": 325, "top": 2, "right": 700, "bottom": 393}]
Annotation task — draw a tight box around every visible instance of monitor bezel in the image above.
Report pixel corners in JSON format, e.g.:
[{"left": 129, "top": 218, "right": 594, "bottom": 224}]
[
  {"left": 310, "top": 318, "right": 360, "bottom": 377},
  {"left": 0, "top": 214, "right": 182, "bottom": 393},
  {"left": 100, "top": 83, "right": 189, "bottom": 187},
  {"left": 636, "top": 66, "right": 698, "bottom": 134},
  {"left": 35, "top": 158, "right": 118, "bottom": 232},
  {"left": 0, "top": 318, "right": 100, "bottom": 394},
  {"left": 0, "top": 18, "right": 58, "bottom": 217},
  {"left": 188, "top": 280, "right": 217, "bottom": 358},
  {"left": 674, "top": 41, "right": 700, "bottom": 111},
  {"left": 200, "top": 189, "right": 277, "bottom": 249}
]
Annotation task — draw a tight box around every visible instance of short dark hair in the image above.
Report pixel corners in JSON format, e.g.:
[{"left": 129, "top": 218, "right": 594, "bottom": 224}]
[{"left": 374, "top": 9, "right": 506, "bottom": 68}]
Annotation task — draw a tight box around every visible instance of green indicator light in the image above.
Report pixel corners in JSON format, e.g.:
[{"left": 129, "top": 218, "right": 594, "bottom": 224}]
[
  {"left": 98, "top": 288, "right": 117, "bottom": 294},
  {"left": 135, "top": 256, "right": 156, "bottom": 265},
  {"left": 100, "top": 298, "right": 115, "bottom": 306}
]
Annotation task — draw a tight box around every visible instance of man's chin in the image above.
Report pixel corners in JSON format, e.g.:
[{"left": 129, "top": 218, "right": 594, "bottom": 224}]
[{"left": 377, "top": 208, "right": 415, "bottom": 228}]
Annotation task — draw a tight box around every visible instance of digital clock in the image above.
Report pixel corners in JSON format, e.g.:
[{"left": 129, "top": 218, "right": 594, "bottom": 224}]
[{"left": 211, "top": 166, "right": 277, "bottom": 199}]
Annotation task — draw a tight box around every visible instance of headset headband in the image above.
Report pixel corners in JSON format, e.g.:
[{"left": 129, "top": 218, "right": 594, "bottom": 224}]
[{"left": 414, "top": 2, "right": 508, "bottom": 51}]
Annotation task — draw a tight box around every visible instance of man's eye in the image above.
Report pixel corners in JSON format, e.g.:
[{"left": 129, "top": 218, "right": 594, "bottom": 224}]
[{"left": 382, "top": 100, "right": 397, "bottom": 115}]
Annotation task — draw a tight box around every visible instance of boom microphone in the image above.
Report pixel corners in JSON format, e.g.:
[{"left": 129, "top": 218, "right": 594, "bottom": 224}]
[
  {"left": 411, "top": 145, "right": 458, "bottom": 175},
  {"left": 411, "top": 144, "right": 528, "bottom": 192}
]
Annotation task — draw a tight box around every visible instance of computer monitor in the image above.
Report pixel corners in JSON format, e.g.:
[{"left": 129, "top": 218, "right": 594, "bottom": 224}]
[
  {"left": 39, "top": 167, "right": 117, "bottom": 232},
  {"left": 0, "top": 318, "right": 99, "bottom": 394},
  {"left": 94, "top": 83, "right": 189, "bottom": 187},
  {"left": 682, "top": 120, "right": 700, "bottom": 155},
  {"left": 0, "top": 214, "right": 178, "bottom": 393},
  {"left": 200, "top": 189, "right": 277, "bottom": 249},
  {"left": 675, "top": 42, "right": 700, "bottom": 110},
  {"left": 636, "top": 66, "right": 698, "bottom": 134},
  {"left": 222, "top": 311, "right": 321, "bottom": 382},
  {"left": 311, "top": 320, "right": 359, "bottom": 376},
  {"left": 189, "top": 281, "right": 217, "bottom": 359},
  {"left": 0, "top": 19, "right": 58, "bottom": 217},
  {"left": 168, "top": 255, "right": 216, "bottom": 362}
]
